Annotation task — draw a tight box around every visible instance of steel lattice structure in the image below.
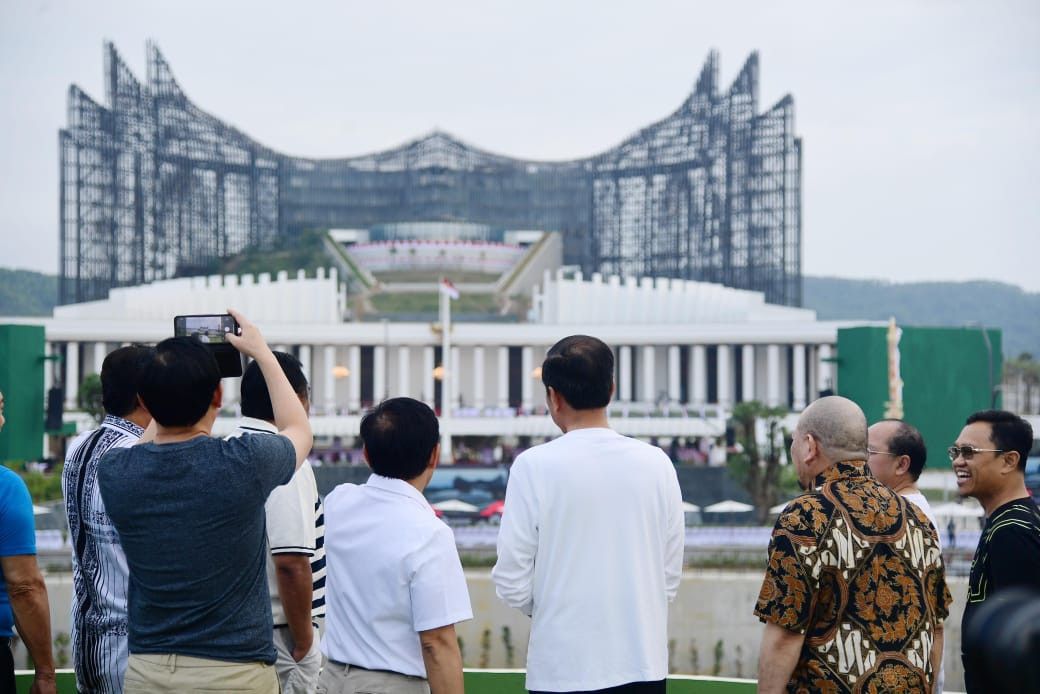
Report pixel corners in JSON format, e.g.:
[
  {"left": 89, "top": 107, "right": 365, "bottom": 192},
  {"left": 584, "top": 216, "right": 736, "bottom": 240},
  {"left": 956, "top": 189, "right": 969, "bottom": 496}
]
[{"left": 60, "top": 42, "right": 802, "bottom": 305}]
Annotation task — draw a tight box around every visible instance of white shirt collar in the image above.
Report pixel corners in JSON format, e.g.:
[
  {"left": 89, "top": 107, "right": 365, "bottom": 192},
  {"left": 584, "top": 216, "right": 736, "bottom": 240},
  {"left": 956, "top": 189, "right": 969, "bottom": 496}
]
[
  {"left": 365, "top": 473, "right": 433, "bottom": 512},
  {"left": 101, "top": 414, "right": 145, "bottom": 438},
  {"left": 236, "top": 416, "right": 279, "bottom": 435}
]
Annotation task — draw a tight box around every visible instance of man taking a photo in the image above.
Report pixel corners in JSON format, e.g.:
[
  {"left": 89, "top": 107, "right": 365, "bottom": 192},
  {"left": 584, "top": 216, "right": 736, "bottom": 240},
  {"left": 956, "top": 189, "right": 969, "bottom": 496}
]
[{"left": 98, "top": 309, "right": 312, "bottom": 694}]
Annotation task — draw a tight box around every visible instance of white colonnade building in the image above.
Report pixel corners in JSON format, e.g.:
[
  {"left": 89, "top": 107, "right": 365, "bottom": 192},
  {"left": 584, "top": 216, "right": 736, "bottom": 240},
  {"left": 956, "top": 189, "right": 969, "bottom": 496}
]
[{"left": 9, "top": 267, "right": 866, "bottom": 442}]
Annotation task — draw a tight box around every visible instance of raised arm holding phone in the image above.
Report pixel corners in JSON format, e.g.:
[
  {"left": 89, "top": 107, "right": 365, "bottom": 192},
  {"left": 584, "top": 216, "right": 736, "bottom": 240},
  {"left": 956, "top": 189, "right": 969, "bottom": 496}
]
[{"left": 225, "top": 309, "right": 311, "bottom": 467}]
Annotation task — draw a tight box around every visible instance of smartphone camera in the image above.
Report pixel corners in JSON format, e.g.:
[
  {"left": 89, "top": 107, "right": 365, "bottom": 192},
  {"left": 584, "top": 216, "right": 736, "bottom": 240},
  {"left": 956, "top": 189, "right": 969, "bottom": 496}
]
[{"left": 174, "top": 314, "right": 243, "bottom": 378}]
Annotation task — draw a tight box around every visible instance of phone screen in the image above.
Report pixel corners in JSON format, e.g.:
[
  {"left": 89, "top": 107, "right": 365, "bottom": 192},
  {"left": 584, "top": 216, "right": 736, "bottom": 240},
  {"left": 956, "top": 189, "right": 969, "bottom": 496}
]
[{"left": 174, "top": 314, "right": 237, "bottom": 345}]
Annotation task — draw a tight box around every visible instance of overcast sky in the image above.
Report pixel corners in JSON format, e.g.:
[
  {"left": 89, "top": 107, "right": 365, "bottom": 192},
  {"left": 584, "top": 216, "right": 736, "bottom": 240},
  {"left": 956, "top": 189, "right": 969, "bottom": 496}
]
[{"left": 1, "top": 0, "right": 1038, "bottom": 291}]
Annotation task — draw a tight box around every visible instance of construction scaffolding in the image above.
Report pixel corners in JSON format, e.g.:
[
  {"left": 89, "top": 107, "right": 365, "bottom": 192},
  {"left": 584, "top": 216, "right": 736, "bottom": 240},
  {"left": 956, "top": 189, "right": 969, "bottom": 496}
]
[{"left": 60, "top": 43, "right": 802, "bottom": 306}]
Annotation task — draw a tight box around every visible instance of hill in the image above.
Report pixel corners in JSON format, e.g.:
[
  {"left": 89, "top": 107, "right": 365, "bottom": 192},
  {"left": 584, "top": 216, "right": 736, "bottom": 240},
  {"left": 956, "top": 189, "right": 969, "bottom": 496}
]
[
  {"left": 804, "top": 276, "right": 1040, "bottom": 358},
  {"left": 0, "top": 268, "right": 57, "bottom": 316}
]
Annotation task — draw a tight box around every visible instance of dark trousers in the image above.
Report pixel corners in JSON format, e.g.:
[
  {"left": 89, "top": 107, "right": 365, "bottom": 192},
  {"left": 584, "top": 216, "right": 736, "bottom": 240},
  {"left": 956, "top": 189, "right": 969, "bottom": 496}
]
[
  {"left": 531, "top": 679, "right": 667, "bottom": 694},
  {"left": 1, "top": 638, "right": 15, "bottom": 694}
]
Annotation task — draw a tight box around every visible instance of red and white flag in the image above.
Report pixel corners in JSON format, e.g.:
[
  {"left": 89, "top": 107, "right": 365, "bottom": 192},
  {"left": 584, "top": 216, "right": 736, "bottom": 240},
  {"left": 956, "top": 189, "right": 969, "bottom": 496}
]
[{"left": 439, "top": 277, "right": 460, "bottom": 300}]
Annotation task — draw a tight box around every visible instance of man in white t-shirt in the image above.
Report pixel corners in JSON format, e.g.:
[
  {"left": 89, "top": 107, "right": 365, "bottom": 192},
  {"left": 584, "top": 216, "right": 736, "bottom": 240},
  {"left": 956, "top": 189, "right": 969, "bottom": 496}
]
[
  {"left": 320, "top": 397, "right": 471, "bottom": 694},
  {"left": 493, "top": 335, "right": 685, "bottom": 693},
  {"left": 230, "top": 352, "right": 325, "bottom": 694},
  {"left": 867, "top": 418, "right": 945, "bottom": 694}
]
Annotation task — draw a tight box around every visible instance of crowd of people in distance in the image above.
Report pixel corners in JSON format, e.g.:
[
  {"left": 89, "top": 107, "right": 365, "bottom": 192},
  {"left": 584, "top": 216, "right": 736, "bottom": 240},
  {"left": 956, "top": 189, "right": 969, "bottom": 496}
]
[{"left": 1, "top": 311, "right": 1038, "bottom": 694}]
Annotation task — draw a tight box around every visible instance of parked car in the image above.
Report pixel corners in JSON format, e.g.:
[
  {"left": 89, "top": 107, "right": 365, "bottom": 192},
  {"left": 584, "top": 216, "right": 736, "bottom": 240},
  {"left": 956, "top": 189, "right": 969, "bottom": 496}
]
[{"left": 479, "top": 500, "right": 505, "bottom": 524}]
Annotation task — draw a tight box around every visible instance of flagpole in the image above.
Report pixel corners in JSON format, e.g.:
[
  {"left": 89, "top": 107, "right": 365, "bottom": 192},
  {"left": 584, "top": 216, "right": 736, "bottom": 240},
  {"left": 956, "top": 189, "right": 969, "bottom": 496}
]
[{"left": 439, "top": 278, "right": 453, "bottom": 464}]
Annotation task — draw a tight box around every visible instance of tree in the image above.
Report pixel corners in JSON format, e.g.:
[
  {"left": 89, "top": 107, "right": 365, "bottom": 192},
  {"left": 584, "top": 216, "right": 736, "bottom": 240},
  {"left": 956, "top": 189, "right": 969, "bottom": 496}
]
[
  {"left": 77, "top": 373, "right": 104, "bottom": 423},
  {"left": 1005, "top": 353, "right": 1040, "bottom": 414},
  {"left": 727, "top": 401, "right": 791, "bottom": 524}
]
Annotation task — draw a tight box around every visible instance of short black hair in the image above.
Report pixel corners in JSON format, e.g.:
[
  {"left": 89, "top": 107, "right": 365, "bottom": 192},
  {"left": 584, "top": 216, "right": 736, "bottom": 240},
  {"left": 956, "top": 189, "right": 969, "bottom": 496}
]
[
  {"left": 541, "top": 335, "right": 614, "bottom": 410},
  {"left": 100, "top": 345, "right": 155, "bottom": 418},
  {"left": 966, "top": 410, "right": 1034, "bottom": 471},
  {"left": 879, "top": 418, "right": 927, "bottom": 481},
  {"left": 359, "top": 397, "right": 439, "bottom": 481},
  {"left": 240, "top": 351, "right": 308, "bottom": 421},
  {"left": 139, "top": 337, "right": 222, "bottom": 428}
]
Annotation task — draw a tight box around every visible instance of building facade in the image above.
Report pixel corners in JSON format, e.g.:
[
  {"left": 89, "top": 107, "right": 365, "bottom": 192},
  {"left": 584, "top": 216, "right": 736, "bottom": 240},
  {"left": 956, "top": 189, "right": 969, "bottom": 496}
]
[
  {"left": 60, "top": 43, "right": 802, "bottom": 306},
  {"left": 13, "top": 268, "right": 863, "bottom": 445}
]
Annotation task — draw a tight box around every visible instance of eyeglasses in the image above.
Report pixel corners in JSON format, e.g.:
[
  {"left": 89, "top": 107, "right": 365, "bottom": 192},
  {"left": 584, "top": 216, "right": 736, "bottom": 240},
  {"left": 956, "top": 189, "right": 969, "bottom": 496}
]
[
  {"left": 947, "top": 445, "right": 1005, "bottom": 462},
  {"left": 867, "top": 449, "right": 899, "bottom": 457}
]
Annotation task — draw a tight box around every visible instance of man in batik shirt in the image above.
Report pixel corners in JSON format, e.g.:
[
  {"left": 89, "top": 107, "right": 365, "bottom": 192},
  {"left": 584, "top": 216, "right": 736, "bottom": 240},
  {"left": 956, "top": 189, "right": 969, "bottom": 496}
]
[{"left": 755, "top": 396, "right": 951, "bottom": 694}]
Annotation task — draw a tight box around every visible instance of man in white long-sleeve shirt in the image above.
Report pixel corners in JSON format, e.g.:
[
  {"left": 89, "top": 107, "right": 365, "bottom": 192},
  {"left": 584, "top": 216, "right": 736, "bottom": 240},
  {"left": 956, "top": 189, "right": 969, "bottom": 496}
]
[{"left": 492, "top": 335, "right": 685, "bottom": 694}]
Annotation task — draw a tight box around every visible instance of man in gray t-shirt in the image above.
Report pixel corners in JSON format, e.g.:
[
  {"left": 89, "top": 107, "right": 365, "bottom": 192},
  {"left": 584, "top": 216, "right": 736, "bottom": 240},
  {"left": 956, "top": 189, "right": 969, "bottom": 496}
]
[{"left": 98, "top": 310, "right": 312, "bottom": 694}]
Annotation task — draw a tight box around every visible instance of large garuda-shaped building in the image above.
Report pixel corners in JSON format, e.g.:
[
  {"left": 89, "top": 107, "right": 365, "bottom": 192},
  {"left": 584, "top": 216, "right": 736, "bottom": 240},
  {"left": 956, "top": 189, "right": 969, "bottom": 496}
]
[{"left": 59, "top": 42, "right": 802, "bottom": 306}]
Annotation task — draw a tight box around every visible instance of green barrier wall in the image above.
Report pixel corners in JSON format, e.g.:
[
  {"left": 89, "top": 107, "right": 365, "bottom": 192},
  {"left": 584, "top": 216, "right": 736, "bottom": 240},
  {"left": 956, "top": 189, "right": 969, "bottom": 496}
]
[
  {"left": 16, "top": 670, "right": 757, "bottom": 693},
  {"left": 837, "top": 325, "right": 1002, "bottom": 461},
  {"left": 0, "top": 324, "right": 46, "bottom": 462}
]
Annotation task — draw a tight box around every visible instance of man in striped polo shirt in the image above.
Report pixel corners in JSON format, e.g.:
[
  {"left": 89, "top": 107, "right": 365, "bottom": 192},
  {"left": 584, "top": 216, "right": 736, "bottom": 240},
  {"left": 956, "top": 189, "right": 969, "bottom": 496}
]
[
  {"left": 231, "top": 351, "right": 325, "bottom": 694},
  {"left": 62, "top": 345, "right": 154, "bottom": 692}
]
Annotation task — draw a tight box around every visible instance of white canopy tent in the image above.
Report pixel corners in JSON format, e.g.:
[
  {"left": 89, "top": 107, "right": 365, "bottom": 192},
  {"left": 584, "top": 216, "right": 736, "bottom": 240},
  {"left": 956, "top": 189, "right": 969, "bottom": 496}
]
[
  {"left": 704, "top": 500, "right": 754, "bottom": 513},
  {"left": 432, "top": 499, "right": 480, "bottom": 513}
]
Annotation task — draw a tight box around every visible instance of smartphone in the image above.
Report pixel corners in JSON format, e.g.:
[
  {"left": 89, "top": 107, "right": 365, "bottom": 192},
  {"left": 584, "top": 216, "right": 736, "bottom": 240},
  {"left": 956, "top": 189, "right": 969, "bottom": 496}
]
[
  {"left": 173, "top": 314, "right": 243, "bottom": 378},
  {"left": 174, "top": 314, "right": 239, "bottom": 344}
]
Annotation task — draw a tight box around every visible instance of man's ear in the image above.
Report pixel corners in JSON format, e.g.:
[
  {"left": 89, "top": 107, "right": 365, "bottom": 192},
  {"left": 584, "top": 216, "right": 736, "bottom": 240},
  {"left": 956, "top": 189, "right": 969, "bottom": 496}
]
[
  {"left": 361, "top": 445, "right": 373, "bottom": 470},
  {"left": 136, "top": 394, "right": 151, "bottom": 417},
  {"left": 1002, "top": 450, "right": 1021, "bottom": 474},
  {"left": 805, "top": 433, "right": 819, "bottom": 462},
  {"left": 546, "top": 386, "right": 560, "bottom": 413},
  {"left": 210, "top": 382, "right": 223, "bottom": 410},
  {"left": 428, "top": 442, "right": 441, "bottom": 471},
  {"left": 896, "top": 455, "right": 912, "bottom": 476}
]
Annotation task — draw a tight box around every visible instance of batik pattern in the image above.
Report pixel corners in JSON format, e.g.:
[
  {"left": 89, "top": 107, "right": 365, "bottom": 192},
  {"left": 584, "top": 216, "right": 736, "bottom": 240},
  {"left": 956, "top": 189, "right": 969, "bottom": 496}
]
[{"left": 755, "top": 460, "right": 951, "bottom": 693}]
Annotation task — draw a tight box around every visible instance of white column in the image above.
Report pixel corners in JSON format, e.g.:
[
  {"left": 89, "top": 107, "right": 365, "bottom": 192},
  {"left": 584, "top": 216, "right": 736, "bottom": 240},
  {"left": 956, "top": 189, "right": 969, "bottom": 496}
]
[
  {"left": 641, "top": 345, "right": 655, "bottom": 403},
  {"left": 807, "top": 345, "right": 818, "bottom": 404},
  {"left": 64, "top": 342, "right": 79, "bottom": 409},
  {"left": 222, "top": 376, "right": 239, "bottom": 408},
  {"left": 496, "top": 347, "right": 509, "bottom": 409},
  {"left": 619, "top": 346, "right": 633, "bottom": 402},
  {"left": 348, "top": 345, "right": 361, "bottom": 411},
  {"left": 323, "top": 345, "right": 336, "bottom": 414},
  {"left": 397, "top": 346, "right": 410, "bottom": 398},
  {"left": 818, "top": 343, "right": 834, "bottom": 393},
  {"left": 423, "top": 346, "right": 435, "bottom": 406},
  {"left": 691, "top": 345, "right": 707, "bottom": 405},
  {"left": 667, "top": 346, "right": 681, "bottom": 403},
  {"left": 373, "top": 346, "right": 386, "bottom": 402},
  {"left": 92, "top": 342, "right": 106, "bottom": 376},
  {"left": 521, "top": 346, "right": 533, "bottom": 411},
  {"left": 767, "top": 344, "right": 782, "bottom": 407},
  {"left": 298, "top": 345, "right": 312, "bottom": 392},
  {"left": 43, "top": 342, "right": 53, "bottom": 395},
  {"left": 716, "top": 345, "right": 731, "bottom": 406},
  {"left": 450, "top": 347, "right": 461, "bottom": 409},
  {"left": 473, "top": 347, "right": 485, "bottom": 410},
  {"left": 793, "top": 344, "right": 807, "bottom": 410},
  {"left": 742, "top": 345, "right": 756, "bottom": 403}
]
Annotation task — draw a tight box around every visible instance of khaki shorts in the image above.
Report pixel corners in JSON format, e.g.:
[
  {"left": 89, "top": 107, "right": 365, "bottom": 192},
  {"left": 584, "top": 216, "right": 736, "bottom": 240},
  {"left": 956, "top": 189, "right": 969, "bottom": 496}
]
[
  {"left": 317, "top": 659, "right": 430, "bottom": 694},
  {"left": 273, "top": 624, "right": 322, "bottom": 693},
  {"left": 124, "top": 653, "right": 278, "bottom": 693}
]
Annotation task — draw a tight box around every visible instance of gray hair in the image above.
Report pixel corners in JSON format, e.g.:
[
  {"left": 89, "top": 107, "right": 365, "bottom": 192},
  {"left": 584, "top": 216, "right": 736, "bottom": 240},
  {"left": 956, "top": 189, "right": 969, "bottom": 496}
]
[{"left": 796, "top": 396, "right": 868, "bottom": 463}]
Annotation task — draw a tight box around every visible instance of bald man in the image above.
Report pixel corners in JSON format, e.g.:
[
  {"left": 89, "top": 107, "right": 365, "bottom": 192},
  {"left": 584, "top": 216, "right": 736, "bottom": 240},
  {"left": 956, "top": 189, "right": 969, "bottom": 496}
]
[{"left": 755, "top": 396, "right": 951, "bottom": 694}]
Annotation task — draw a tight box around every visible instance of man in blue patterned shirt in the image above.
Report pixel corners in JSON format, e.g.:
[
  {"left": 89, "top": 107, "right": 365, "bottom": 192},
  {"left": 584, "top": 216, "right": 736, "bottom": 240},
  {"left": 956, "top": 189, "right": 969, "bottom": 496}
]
[{"left": 63, "top": 345, "right": 154, "bottom": 693}]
